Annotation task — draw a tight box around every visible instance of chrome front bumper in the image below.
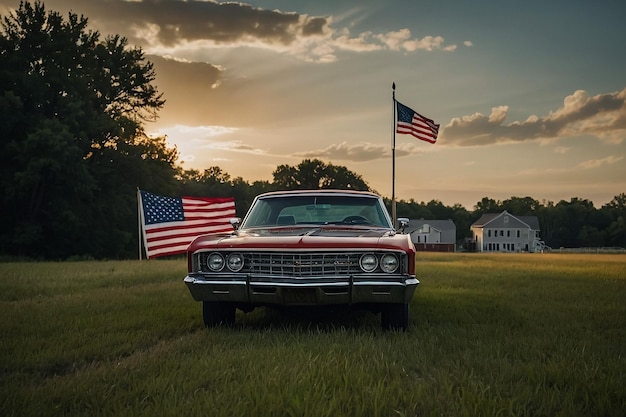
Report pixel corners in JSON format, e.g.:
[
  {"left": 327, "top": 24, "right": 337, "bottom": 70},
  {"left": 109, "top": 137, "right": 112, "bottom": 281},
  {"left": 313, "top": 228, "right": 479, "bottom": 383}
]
[{"left": 184, "top": 274, "right": 419, "bottom": 306}]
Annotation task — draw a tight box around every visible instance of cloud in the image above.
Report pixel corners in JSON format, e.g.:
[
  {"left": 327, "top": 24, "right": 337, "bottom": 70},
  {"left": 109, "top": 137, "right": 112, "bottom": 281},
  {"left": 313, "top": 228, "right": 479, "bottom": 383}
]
[
  {"left": 35, "top": 0, "right": 459, "bottom": 63},
  {"left": 578, "top": 155, "right": 624, "bottom": 169},
  {"left": 295, "top": 141, "right": 425, "bottom": 162},
  {"left": 374, "top": 29, "right": 455, "bottom": 52},
  {"left": 149, "top": 55, "right": 223, "bottom": 90},
  {"left": 442, "top": 88, "right": 626, "bottom": 146},
  {"left": 201, "top": 140, "right": 266, "bottom": 155},
  {"left": 152, "top": 124, "right": 237, "bottom": 140},
  {"left": 158, "top": 126, "right": 268, "bottom": 155},
  {"left": 146, "top": 55, "right": 276, "bottom": 127},
  {"left": 554, "top": 146, "right": 570, "bottom": 154}
]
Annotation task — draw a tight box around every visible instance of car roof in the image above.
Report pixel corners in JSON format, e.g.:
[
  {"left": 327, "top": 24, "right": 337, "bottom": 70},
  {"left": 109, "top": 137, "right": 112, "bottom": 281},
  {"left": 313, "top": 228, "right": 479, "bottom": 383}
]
[{"left": 256, "top": 189, "right": 381, "bottom": 199}]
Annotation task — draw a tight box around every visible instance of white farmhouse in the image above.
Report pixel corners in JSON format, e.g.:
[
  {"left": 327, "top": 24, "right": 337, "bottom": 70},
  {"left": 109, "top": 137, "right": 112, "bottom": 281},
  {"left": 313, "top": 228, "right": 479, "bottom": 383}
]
[{"left": 471, "top": 210, "right": 545, "bottom": 253}]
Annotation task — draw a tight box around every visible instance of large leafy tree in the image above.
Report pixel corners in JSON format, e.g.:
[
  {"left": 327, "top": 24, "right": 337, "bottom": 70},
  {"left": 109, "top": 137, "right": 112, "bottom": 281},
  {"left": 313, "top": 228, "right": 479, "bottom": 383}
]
[
  {"left": 603, "top": 193, "right": 626, "bottom": 247},
  {"left": 272, "top": 159, "right": 370, "bottom": 191},
  {"left": 0, "top": 2, "right": 174, "bottom": 258},
  {"left": 473, "top": 197, "right": 502, "bottom": 214},
  {"left": 501, "top": 196, "right": 541, "bottom": 216}
]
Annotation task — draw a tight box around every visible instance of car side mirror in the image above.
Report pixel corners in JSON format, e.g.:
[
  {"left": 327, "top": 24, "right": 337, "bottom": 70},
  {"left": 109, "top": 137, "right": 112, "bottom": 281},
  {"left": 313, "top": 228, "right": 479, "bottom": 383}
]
[
  {"left": 396, "top": 217, "right": 409, "bottom": 233},
  {"left": 229, "top": 217, "right": 241, "bottom": 231}
]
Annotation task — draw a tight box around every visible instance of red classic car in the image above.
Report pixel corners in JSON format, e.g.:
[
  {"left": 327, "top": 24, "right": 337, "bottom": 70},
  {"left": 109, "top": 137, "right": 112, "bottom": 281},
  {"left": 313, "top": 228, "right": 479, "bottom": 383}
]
[{"left": 184, "top": 189, "right": 418, "bottom": 330}]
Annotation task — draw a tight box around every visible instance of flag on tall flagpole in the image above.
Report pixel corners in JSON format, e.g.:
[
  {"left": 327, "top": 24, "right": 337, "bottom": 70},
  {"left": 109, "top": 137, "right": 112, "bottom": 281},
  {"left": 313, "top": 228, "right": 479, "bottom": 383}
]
[
  {"left": 396, "top": 101, "right": 439, "bottom": 144},
  {"left": 138, "top": 190, "right": 236, "bottom": 259}
]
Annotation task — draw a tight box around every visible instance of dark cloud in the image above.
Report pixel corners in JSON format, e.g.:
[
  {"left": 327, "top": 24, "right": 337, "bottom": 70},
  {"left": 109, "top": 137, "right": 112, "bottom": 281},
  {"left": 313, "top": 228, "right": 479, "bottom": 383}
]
[
  {"left": 302, "top": 16, "right": 328, "bottom": 36},
  {"left": 147, "top": 55, "right": 227, "bottom": 125},
  {"left": 442, "top": 88, "right": 626, "bottom": 146},
  {"left": 7, "top": 0, "right": 456, "bottom": 63},
  {"left": 50, "top": 0, "right": 329, "bottom": 47},
  {"left": 149, "top": 55, "right": 222, "bottom": 90}
]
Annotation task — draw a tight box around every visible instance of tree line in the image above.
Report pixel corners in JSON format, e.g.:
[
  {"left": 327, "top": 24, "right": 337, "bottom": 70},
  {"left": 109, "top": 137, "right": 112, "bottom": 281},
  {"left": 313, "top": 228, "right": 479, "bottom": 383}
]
[
  {"left": 1, "top": 2, "right": 624, "bottom": 260},
  {"left": 178, "top": 161, "right": 626, "bottom": 251}
]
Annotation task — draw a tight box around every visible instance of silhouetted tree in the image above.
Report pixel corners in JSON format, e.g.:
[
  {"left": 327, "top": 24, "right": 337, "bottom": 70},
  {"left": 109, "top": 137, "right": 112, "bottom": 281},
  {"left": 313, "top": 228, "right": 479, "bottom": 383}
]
[
  {"left": 603, "top": 193, "right": 626, "bottom": 246},
  {"left": 473, "top": 197, "right": 502, "bottom": 214},
  {"left": 551, "top": 198, "right": 596, "bottom": 247},
  {"left": 501, "top": 196, "right": 541, "bottom": 216},
  {"left": 272, "top": 159, "right": 369, "bottom": 191},
  {"left": 0, "top": 1, "right": 173, "bottom": 258}
]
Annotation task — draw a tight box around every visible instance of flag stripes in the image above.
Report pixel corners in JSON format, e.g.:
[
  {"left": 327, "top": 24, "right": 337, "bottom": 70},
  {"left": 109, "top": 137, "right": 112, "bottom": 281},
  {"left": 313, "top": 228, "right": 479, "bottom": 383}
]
[
  {"left": 396, "top": 100, "right": 439, "bottom": 143},
  {"left": 139, "top": 191, "right": 236, "bottom": 258}
]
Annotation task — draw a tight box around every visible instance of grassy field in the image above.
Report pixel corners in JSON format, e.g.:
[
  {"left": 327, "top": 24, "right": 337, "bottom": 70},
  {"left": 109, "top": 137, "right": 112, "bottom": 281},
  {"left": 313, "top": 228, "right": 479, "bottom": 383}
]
[{"left": 1, "top": 253, "right": 624, "bottom": 417}]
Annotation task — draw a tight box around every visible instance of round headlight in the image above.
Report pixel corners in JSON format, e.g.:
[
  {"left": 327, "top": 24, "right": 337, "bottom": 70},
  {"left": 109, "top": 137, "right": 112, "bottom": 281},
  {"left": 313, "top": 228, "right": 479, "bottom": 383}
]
[
  {"left": 227, "top": 253, "right": 244, "bottom": 272},
  {"left": 207, "top": 253, "right": 225, "bottom": 271},
  {"left": 359, "top": 253, "right": 378, "bottom": 272},
  {"left": 380, "top": 253, "right": 399, "bottom": 273}
]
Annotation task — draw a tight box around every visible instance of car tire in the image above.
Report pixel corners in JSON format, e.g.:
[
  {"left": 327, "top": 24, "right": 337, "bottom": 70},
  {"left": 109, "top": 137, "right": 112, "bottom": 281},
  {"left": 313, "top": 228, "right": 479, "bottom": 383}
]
[
  {"left": 381, "top": 303, "right": 409, "bottom": 331},
  {"left": 202, "top": 301, "right": 236, "bottom": 327}
]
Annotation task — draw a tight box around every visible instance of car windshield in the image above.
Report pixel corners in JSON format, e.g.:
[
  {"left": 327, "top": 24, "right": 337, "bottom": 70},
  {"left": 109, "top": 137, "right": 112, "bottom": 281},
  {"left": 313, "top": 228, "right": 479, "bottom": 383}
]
[{"left": 242, "top": 195, "right": 392, "bottom": 228}]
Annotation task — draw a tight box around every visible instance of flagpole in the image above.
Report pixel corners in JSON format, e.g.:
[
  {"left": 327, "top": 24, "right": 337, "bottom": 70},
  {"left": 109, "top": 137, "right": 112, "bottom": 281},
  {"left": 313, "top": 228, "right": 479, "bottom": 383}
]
[
  {"left": 137, "top": 188, "right": 143, "bottom": 260},
  {"left": 391, "top": 82, "right": 397, "bottom": 226}
]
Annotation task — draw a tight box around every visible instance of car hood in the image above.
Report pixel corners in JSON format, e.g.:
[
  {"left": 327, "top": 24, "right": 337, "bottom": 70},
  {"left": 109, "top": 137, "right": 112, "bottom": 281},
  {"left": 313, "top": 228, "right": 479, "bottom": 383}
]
[{"left": 187, "top": 225, "right": 414, "bottom": 252}]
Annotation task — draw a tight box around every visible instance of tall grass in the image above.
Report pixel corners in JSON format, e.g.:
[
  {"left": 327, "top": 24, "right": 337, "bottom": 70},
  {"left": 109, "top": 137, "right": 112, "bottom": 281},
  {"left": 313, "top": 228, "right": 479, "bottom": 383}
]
[{"left": 1, "top": 254, "right": 624, "bottom": 417}]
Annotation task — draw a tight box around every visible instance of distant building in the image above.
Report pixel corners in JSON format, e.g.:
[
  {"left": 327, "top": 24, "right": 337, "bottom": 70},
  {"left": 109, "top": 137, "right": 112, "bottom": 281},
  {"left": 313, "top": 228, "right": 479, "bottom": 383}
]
[
  {"left": 406, "top": 219, "right": 456, "bottom": 252},
  {"left": 471, "top": 210, "right": 546, "bottom": 252}
]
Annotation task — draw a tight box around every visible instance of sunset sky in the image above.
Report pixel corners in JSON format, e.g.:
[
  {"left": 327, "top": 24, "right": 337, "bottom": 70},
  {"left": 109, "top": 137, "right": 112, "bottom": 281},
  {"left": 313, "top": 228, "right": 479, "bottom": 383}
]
[{"left": 2, "top": 0, "right": 625, "bottom": 208}]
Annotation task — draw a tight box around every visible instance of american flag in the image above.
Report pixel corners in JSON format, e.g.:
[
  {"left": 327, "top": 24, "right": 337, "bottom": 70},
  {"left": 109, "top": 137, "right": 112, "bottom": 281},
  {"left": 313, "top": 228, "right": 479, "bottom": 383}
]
[
  {"left": 396, "top": 101, "right": 439, "bottom": 144},
  {"left": 139, "top": 190, "right": 236, "bottom": 258}
]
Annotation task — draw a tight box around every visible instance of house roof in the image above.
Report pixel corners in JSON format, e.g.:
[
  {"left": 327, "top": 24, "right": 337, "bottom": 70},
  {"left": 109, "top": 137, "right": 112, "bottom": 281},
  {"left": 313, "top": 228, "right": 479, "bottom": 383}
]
[
  {"left": 471, "top": 213, "right": 500, "bottom": 227},
  {"left": 471, "top": 210, "right": 540, "bottom": 230},
  {"left": 406, "top": 219, "right": 456, "bottom": 233},
  {"left": 518, "top": 216, "right": 540, "bottom": 230}
]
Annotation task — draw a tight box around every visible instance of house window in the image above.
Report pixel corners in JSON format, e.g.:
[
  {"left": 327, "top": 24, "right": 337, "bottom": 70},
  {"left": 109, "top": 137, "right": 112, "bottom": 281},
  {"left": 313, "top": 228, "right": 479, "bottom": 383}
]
[
  {"left": 488, "top": 230, "right": 491, "bottom": 237},
  {"left": 507, "top": 230, "right": 510, "bottom": 237},
  {"left": 500, "top": 230, "right": 504, "bottom": 237},
  {"left": 517, "top": 230, "right": 520, "bottom": 238}
]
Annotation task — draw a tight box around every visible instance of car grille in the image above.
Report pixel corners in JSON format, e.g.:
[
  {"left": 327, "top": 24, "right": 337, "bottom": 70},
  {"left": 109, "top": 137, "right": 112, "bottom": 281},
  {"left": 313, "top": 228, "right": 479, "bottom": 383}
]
[
  {"left": 198, "top": 252, "right": 370, "bottom": 277},
  {"left": 247, "top": 252, "right": 361, "bottom": 277}
]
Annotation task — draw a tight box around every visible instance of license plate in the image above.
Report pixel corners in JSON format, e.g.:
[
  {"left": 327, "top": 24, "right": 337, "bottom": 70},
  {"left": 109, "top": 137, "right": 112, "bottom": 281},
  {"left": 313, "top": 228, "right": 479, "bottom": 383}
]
[{"left": 283, "top": 288, "right": 316, "bottom": 305}]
